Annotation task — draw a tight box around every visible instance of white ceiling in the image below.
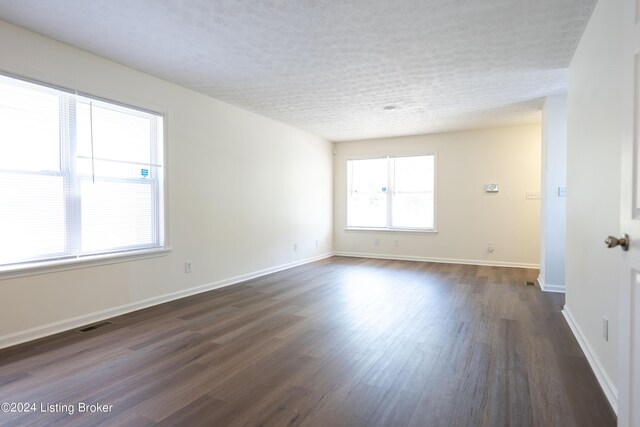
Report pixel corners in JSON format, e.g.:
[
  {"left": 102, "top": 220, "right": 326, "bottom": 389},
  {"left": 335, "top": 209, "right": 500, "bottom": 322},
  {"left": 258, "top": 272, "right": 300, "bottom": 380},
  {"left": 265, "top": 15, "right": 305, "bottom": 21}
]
[{"left": 0, "top": 0, "right": 595, "bottom": 141}]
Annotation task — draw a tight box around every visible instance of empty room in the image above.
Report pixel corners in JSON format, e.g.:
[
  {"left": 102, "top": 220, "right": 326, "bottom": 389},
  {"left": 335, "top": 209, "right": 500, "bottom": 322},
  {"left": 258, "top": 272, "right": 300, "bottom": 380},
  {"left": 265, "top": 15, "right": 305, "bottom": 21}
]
[{"left": 0, "top": 0, "right": 636, "bottom": 426}]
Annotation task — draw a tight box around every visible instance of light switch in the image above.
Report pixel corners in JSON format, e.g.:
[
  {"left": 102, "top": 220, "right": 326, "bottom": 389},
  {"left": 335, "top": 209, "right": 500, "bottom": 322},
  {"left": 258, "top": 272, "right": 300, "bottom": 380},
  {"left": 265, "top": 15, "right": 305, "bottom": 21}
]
[{"left": 558, "top": 187, "right": 567, "bottom": 197}]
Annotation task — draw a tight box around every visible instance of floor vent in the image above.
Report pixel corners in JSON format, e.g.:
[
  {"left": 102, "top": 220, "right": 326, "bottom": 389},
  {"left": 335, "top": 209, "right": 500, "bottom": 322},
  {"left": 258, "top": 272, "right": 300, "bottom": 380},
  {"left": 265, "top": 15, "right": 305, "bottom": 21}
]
[
  {"left": 526, "top": 281, "right": 536, "bottom": 287},
  {"left": 77, "top": 321, "right": 113, "bottom": 333}
]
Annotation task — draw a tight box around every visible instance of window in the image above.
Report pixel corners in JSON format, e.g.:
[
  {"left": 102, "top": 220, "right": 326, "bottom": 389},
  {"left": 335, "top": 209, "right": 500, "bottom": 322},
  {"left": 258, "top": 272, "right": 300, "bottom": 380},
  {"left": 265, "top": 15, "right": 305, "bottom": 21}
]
[
  {"left": 347, "top": 155, "right": 435, "bottom": 230},
  {"left": 0, "top": 73, "right": 165, "bottom": 270}
]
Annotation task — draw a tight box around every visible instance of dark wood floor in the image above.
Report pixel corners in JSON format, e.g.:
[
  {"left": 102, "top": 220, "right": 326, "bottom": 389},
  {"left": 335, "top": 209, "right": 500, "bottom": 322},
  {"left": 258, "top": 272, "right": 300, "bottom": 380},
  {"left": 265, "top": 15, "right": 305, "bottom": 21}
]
[{"left": 0, "top": 257, "right": 615, "bottom": 426}]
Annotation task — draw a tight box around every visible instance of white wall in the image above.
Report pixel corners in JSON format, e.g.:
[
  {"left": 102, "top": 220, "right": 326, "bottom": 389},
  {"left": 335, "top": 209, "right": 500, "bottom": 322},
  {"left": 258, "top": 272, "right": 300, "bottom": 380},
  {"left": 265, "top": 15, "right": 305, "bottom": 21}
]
[
  {"left": 333, "top": 125, "right": 541, "bottom": 267},
  {"left": 539, "top": 95, "right": 567, "bottom": 292},
  {"left": 0, "top": 20, "right": 333, "bottom": 347},
  {"left": 565, "top": 0, "right": 623, "bottom": 411}
]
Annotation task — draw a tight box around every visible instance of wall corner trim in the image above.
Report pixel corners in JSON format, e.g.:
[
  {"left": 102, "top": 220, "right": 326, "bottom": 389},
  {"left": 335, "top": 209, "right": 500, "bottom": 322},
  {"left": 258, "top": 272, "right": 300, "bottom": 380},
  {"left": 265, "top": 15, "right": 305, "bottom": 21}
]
[
  {"left": 0, "top": 252, "right": 334, "bottom": 351},
  {"left": 562, "top": 305, "right": 618, "bottom": 414},
  {"left": 537, "top": 277, "right": 566, "bottom": 293}
]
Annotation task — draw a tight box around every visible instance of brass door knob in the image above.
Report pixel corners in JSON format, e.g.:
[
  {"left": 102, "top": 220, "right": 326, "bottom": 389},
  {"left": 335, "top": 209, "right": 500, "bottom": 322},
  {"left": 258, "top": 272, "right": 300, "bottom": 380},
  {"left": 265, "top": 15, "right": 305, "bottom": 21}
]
[{"left": 605, "top": 234, "right": 630, "bottom": 251}]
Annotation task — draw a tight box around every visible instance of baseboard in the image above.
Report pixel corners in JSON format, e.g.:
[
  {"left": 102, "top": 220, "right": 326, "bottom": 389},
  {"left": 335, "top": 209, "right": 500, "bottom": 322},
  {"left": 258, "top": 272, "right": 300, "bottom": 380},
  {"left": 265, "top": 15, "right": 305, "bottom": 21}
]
[
  {"left": 537, "top": 277, "right": 566, "bottom": 293},
  {"left": 333, "top": 251, "right": 539, "bottom": 269},
  {"left": 562, "top": 305, "right": 618, "bottom": 414},
  {"left": 0, "top": 252, "right": 333, "bottom": 350}
]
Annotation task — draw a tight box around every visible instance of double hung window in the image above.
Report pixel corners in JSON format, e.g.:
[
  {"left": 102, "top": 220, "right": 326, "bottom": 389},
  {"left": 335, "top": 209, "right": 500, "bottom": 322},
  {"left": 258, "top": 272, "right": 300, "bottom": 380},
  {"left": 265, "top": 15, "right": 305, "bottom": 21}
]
[
  {"left": 0, "top": 73, "right": 165, "bottom": 270},
  {"left": 347, "top": 155, "right": 435, "bottom": 230}
]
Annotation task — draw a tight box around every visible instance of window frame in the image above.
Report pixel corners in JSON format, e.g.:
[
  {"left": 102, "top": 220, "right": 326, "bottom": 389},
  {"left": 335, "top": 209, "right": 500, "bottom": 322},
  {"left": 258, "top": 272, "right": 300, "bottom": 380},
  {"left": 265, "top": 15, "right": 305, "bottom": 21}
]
[
  {"left": 0, "top": 71, "right": 170, "bottom": 279},
  {"left": 345, "top": 153, "right": 437, "bottom": 233}
]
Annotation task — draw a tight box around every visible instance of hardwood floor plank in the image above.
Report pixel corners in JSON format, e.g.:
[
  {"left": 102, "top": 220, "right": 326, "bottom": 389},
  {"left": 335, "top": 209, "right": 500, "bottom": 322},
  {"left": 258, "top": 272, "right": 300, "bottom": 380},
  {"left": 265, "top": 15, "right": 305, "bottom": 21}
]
[
  {"left": 479, "top": 318, "right": 534, "bottom": 427},
  {"left": 155, "top": 395, "right": 228, "bottom": 427},
  {"left": 0, "top": 257, "right": 615, "bottom": 426}
]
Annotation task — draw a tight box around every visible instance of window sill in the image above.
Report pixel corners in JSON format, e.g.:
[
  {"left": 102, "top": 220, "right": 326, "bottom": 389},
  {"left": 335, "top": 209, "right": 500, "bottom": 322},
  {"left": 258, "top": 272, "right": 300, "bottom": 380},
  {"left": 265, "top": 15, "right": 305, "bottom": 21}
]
[
  {"left": 344, "top": 227, "right": 439, "bottom": 234},
  {"left": 0, "top": 248, "right": 172, "bottom": 281}
]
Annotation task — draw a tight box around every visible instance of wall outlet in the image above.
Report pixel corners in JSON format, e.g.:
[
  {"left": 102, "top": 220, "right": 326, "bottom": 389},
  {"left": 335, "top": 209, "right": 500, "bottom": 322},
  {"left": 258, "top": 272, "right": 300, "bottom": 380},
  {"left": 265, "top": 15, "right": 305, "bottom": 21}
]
[
  {"left": 315, "top": 239, "right": 318, "bottom": 247},
  {"left": 184, "top": 261, "right": 192, "bottom": 273},
  {"left": 374, "top": 238, "right": 380, "bottom": 246},
  {"left": 525, "top": 192, "right": 540, "bottom": 200},
  {"left": 293, "top": 243, "right": 298, "bottom": 252},
  {"left": 602, "top": 317, "right": 609, "bottom": 341},
  {"left": 487, "top": 243, "right": 494, "bottom": 253},
  {"left": 558, "top": 187, "right": 567, "bottom": 197},
  {"left": 394, "top": 239, "right": 399, "bottom": 247}
]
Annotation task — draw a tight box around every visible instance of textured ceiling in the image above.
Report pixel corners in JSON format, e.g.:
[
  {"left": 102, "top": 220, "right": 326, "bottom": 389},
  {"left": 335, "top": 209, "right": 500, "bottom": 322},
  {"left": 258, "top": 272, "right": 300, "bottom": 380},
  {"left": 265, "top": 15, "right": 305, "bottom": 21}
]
[{"left": 0, "top": 0, "right": 595, "bottom": 141}]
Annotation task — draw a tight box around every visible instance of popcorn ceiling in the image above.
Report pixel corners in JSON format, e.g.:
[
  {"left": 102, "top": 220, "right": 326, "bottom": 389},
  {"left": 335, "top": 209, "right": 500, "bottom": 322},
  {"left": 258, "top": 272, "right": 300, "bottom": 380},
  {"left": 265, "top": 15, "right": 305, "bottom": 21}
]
[{"left": 0, "top": 0, "right": 596, "bottom": 141}]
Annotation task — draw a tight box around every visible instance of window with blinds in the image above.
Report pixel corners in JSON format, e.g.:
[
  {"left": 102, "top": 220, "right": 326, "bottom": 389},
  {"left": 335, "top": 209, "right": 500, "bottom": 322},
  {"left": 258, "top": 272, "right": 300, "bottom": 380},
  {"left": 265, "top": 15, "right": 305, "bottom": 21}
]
[{"left": 0, "top": 73, "right": 165, "bottom": 270}]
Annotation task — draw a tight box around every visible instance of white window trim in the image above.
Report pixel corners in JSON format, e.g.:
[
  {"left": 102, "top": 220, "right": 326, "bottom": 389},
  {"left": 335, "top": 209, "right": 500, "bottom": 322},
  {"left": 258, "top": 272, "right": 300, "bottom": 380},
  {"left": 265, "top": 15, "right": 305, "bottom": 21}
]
[
  {"left": 0, "top": 71, "right": 171, "bottom": 277},
  {"left": 344, "top": 227, "right": 439, "bottom": 234},
  {"left": 0, "top": 247, "right": 172, "bottom": 281},
  {"left": 345, "top": 152, "right": 437, "bottom": 232}
]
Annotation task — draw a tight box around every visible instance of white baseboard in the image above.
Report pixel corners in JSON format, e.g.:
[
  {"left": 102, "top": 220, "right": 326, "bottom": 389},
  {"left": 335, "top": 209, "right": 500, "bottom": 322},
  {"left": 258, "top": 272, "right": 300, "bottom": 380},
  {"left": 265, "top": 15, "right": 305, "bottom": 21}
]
[
  {"left": 0, "top": 252, "right": 333, "bottom": 350},
  {"left": 333, "top": 251, "right": 539, "bottom": 269},
  {"left": 562, "top": 305, "right": 618, "bottom": 414},
  {"left": 537, "top": 277, "right": 566, "bottom": 293}
]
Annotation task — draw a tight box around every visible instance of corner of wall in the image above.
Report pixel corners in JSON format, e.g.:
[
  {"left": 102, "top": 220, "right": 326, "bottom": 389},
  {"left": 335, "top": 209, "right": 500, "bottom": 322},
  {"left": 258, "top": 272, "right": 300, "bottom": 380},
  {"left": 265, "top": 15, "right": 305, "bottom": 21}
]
[{"left": 537, "top": 277, "right": 566, "bottom": 293}]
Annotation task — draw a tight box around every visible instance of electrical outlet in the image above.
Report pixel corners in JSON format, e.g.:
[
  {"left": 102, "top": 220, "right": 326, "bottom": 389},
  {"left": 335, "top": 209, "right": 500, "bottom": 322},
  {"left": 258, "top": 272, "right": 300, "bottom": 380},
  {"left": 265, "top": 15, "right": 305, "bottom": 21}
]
[
  {"left": 315, "top": 239, "right": 318, "bottom": 247},
  {"left": 487, "top": 243, "right": 494, "bottom": 253},
  {"left": 603, "top": 317, "right": 609, "bottom": 341},
  {"left": 293, "top": 243, "right": 298, "bottom": 252},
  {"left": 184, "top": 261, "right": 192, "bottom": 273},
  {"left": 374, "top": 238, "right": 380, "bottom": 246},
  {"left": 558, "top": 187, "right": 567, "bottom": 197},
  {"left": 394, "top": 239, "right": 399, "bottom": 247}
]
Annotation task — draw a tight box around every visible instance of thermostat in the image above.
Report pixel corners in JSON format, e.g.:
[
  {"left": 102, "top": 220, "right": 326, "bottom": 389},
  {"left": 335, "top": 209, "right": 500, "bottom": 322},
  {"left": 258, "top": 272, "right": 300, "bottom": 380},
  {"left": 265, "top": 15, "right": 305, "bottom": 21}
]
[{"left": 484, "top": 183, "right": 499, "bottom": 193}]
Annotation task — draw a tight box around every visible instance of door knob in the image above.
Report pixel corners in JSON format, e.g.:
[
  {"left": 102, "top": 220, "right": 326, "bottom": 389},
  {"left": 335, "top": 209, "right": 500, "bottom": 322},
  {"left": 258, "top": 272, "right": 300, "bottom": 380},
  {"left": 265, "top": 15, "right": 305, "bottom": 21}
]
[{"left": 605, "top": 234, "right": 630, "bottom": 251}]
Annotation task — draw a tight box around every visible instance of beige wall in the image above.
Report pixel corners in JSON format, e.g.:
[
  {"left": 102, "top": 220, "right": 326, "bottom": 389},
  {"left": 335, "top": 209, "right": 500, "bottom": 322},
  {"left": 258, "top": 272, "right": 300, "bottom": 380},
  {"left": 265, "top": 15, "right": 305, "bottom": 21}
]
[
  {"left": 333, "top": 125, "right": 541, "bottom": 267},
  {"left": 565, "top": 0, "right": 624, "bottom": 410},
  {"left": 0, "top": 20, "right": 333, "bottom": 347}
]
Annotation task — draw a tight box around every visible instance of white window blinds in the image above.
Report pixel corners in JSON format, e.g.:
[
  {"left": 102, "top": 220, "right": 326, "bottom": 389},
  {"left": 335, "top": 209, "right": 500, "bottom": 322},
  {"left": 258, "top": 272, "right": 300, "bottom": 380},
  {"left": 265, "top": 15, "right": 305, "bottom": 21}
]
[{"left": 0, "top": 74, "right": 165, "bottom": 269}]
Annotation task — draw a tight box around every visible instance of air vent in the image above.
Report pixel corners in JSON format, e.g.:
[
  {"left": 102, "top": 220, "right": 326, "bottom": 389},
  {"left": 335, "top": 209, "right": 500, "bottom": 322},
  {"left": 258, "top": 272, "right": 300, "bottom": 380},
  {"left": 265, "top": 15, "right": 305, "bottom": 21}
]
[
  {"left": 77, "top": 321, "right": 113, "bottom": 333},
  {"left": 526, "top": 281, "right": 536, "bottom": 287}
]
